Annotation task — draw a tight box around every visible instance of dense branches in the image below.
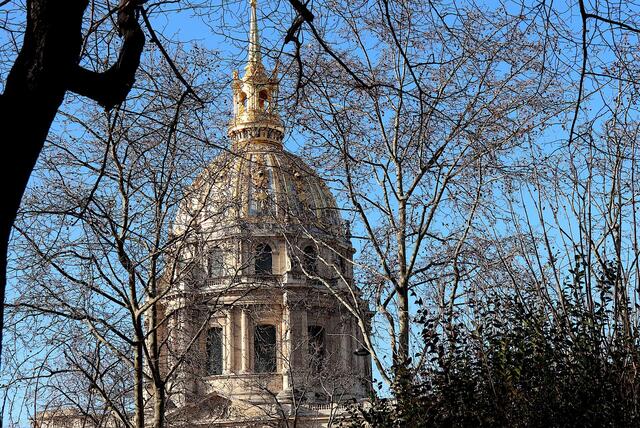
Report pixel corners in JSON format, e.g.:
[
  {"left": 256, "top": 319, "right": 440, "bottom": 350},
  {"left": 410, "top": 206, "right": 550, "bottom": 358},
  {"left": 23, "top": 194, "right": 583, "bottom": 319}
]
[
  {"left": 0, "top": 0, "right": 146, "bottom": 371},
  {"left": 4, "top": 45, "right": 225, "bottom": 427},
  {"left": 282, "top": 0, "right": 567, "bottom": 390}
]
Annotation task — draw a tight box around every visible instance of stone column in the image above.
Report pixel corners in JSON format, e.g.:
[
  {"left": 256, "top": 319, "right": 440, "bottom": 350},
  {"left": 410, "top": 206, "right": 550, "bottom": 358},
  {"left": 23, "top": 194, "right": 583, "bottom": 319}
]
[
  {"left": 277, "top": 292, "right": 293, "bottom": 401},
  {"left": 241, "top": 307, "right": 250, "bottom": 373},
  {"left": 353, "top": 320, "right": 363, "bottom": 375},
  {"left": 174, "top": 297, "right": 196, "bottom": 406},
  {"left": 340, "top": 316, "right": 351, "bottom": 372},
  {"left": 225, "top": 308, "right": 234, "bottom": 373},
  {"left": 299, "top": 307, "right": 308, "bottom": 369},
  {"left": 350, "top": 319, "right": 359, "bottom": 375}
]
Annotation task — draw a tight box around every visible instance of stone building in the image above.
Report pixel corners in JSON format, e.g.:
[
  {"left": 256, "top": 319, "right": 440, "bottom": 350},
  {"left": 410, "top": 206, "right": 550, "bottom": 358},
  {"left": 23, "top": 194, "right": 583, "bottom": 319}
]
[
  {"left": 162, "top": 1, "right": 372, "bottom": 425},
  {"left": 33, "top": 1, "right": 371, "bottom": 426}
]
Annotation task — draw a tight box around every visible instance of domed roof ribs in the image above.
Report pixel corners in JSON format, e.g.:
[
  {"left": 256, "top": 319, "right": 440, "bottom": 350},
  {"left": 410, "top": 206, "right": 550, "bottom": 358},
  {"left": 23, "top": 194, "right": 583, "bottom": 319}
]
[{"left": 228, "top": 0, "right": 284, "bottom": 149}]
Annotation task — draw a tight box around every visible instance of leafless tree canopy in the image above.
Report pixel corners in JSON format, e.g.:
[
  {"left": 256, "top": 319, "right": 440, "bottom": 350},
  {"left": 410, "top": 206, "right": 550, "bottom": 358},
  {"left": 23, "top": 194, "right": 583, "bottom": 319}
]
[{"left": 3, "top": 0, "right": 640, "bottom": 425}]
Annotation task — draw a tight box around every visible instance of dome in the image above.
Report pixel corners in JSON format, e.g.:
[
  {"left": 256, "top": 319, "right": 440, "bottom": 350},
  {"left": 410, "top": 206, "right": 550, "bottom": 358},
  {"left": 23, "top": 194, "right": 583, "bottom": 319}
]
[
  {"left": 175, "top": 143, "right": 347, "bottom": 241},
  {"left": 172, "top": 0, "right": 350, "bottom": 243}
]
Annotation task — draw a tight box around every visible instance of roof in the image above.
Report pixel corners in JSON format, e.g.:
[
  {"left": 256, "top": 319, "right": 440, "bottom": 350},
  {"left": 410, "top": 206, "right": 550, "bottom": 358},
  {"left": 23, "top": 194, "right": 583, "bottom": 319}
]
[{"left": 173, "top": 143, "right": 347, "bottom": 242}]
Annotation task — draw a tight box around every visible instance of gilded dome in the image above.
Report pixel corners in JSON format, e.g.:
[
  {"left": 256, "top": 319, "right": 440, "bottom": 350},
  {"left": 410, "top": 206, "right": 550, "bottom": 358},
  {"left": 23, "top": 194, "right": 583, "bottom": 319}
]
[
  {"left": 176, "top": 143, "right": 346, "bottom": 241},
  {"left": 173, "top": 0, "right": 348, "bottom": 242},
  {"left": 174, "top": 1, "right": 350, "bottom": 247}
]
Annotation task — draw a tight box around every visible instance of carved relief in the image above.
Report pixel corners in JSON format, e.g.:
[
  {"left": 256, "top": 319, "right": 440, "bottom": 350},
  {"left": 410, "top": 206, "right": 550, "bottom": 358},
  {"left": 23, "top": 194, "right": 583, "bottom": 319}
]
[
  {"left": 250, "top": 154, "right": 271, "bottom": 215},
  {"left": 293, "top": 171, "right": 309, "bottom": 207}
]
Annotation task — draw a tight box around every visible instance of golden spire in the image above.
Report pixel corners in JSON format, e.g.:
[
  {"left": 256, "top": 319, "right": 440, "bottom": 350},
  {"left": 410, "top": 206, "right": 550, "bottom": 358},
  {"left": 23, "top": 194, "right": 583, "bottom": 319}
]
[
  {"left": 228, "top": 0, "right": 284, "bottom": 148},
  {"left": 246, "top": 0, "right": 265, "bottom": 77}
]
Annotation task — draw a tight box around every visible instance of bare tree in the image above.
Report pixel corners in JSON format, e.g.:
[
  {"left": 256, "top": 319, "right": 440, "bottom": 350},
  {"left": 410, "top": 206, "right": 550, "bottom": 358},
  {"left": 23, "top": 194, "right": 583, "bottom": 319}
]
[
  {"left": 7, "top": 0, "right": 640, "bottom": 425},
  {"left": 0, "top": 0, "right": 145, "bottom": 355},
  {"left": 274, "top": 0, "right": 568, "bottom": 393},
  {"left": 3, "top": 43, "right": 231, "bottom": 427},
  {"left": 0, "top": 0, "right": 221, "bottom": 365},
  {"left": 501, "top": 73, "right": 640, "bottom": 353}
]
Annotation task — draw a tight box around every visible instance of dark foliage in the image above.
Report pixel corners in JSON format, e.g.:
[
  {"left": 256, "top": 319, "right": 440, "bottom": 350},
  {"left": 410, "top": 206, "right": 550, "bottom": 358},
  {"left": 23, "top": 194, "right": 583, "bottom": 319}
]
[{"left": 345, "top": 258, "right": 640, "bottom": 427}]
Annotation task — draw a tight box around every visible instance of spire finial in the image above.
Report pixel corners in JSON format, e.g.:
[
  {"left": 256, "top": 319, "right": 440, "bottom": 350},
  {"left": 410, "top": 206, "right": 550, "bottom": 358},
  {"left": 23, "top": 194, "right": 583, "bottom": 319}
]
[
  {"left": 228, "top": 0, "right": 284, "bottom": 149},
  {"left": 247, "top": 0, "right": 264, "bottom": 76}
]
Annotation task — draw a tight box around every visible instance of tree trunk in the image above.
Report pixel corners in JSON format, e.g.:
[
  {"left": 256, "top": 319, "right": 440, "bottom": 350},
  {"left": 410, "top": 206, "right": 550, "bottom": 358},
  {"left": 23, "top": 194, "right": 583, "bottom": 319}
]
[
  {"left": 153, "top": 385, "right": 166, "bottom": 428},
  {"left": 133, "top": 335, "right": 145, "bottom": 428},
  {"left": 0, "top": 0, "right": 89, "bottom": 366},
  {"left": 0, "top": 0, "right": 143, "bottom": 367}
]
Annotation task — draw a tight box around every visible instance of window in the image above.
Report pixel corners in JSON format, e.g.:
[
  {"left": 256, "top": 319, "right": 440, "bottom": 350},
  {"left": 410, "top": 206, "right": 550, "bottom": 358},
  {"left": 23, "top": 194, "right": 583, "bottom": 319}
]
[
  {"left": 249, "top": 167, "right": 272, "bottom": 216},
  {"left": 254, "top": 324, "right": 277, "bottom": 373},
  {"left": 239, "top": 92, "right": 247, "bottom": 112},
  {"left": 259, "top": 90, "right": 270, "bottom": 110},
  {"left": 308, "top": 325, "right": 325, "bottom": 373},
  {"left": 288, "top": 246, "right": 300, "bottom": 272},
  {"left": 303, "top": 245, "right": 317, "bottom": 274},
  {"left": 208, "top": 246, "right": 224, "bottom": 277},
  {"left": 206, "top": 327, "right": 223, "bottom": 375},
  {"left": 255, "top": 244, "right": 272, "bottom": 275}
]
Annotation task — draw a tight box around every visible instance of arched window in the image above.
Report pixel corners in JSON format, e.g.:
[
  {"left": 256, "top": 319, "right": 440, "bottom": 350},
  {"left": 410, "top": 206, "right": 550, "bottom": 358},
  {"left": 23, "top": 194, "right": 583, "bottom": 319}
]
[
  {"left": 206, "top": 327, "right": 223, "bottom": 375},
  {"left": 208, "top": 246, "right": 224, "bottom": 278},
  {"left": 254, "top": 324, "right": 277, "bottom": 373},
  {"left": 308, "top": 325, "right": 325, "bottom": 373},
  {"left": 255, "top": 244, "right": 272, "bottom": 275},
  {"left": 239, "top": 92, "right": 248, "bottom": 112},
  {"left": 303, "top": 245, "right": 317, "bottom": 274},
  {"left": 259, "top": 90, "right": 270, "bottom": 110}
]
